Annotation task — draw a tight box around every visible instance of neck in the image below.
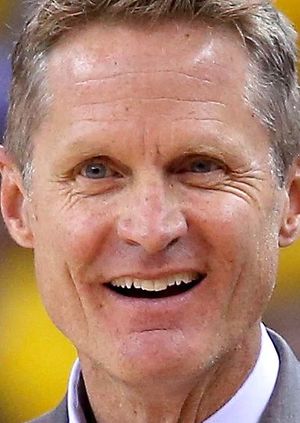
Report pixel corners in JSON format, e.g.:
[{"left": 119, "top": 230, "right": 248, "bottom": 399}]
[{"left": 78, "top": 324, "right": 261, "bottom": 423}]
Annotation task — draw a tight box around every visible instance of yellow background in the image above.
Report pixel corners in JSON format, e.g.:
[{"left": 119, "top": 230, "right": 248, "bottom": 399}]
[{"left": 0, "top": 1, "right": 299, "bottom": 422}]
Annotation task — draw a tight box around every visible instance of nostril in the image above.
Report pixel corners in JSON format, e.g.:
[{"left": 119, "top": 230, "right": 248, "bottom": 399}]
[
  {"left": 168, "top": 237, "right": 180, "bottom": 248},
  {"left": 126, "top": 239, "right": 140, "bottom": 247}
]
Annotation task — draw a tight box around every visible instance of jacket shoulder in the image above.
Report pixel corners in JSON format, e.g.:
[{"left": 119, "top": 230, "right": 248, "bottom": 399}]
[
  {"left": 260, "top": 329, "right": 300, "bottom": 422},
  {"left": 26, "top": 396, "right": 68, "bottom": 423}
]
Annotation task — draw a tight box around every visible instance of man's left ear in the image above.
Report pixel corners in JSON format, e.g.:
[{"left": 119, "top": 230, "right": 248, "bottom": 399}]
[{"left": 279, "top": 158, "right": 300, "bottom": 247}]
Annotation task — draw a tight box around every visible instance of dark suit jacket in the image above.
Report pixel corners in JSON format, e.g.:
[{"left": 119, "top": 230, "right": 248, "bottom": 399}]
[{"left": 28, "top": 330, "right": 300, "bottom": 423}]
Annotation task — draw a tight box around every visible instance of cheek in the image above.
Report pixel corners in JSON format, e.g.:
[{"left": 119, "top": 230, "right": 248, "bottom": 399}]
[
  {"left": 31, "top": 201, "right": 116, "bottom": 341},
  {"left": 188, "top": 194, "right": 256, "bottom": 265},
  {"left": 35, "top": 198, "right": 115, "bottom": 267},
  {"left": 188, "top": 190, "right": 277, "bottom": 256},
  {"left": 33, "top": 246, "right": 90, "bottom": 344},
  {"left": 187, "top": 192, "right": 279, "bottom": 305}
]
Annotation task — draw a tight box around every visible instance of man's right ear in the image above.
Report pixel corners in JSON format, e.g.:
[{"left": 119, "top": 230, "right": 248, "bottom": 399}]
[{"left": 0, "top": 145, "right": 34, "bottom": 248}]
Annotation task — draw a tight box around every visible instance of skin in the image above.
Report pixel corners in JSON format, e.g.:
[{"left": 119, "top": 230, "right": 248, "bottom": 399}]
[{"left": 1, "top": 20, "right": 300, "bottom": 423}]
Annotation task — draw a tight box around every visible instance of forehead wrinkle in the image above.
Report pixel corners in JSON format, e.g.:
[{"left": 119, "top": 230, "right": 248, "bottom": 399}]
[
  {"left": 69, "top": 117, "right": 131, "bottom": 127},
  {"left": 70, "top": 78, "right": 225, "bottom": 108},
  {"left": 69, "top": 98, "right": 229, "bottom": 124},
  {"left": 73, "top": 70, "right": 219, "bottom": 86},
  {"left": 69, "top": 101, "right": 228, "bottom": 127},
  {"left": 74, "top": 98, "right": 226, "bottom": 107},
  {"left": 48, "top": 29, "right": 249, "bottom": 119},
  {"left": 60, "top": 66, "right": 241, "bottom": 112},
  {"left": 173, "top": 117, "right": 224, "bottom": 123},
  {"left": 71, "top": 68, "right": 232, "bottom": 91}
]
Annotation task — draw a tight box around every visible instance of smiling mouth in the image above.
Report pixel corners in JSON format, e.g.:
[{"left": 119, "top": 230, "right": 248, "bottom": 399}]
[{"left": 106, "top": 272, "right": 206, "bottom": 299}]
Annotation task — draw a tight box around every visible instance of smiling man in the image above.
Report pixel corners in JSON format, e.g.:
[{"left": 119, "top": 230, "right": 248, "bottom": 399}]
[{"left": 1, "top": 1, "right": 300, "bottom": 422}]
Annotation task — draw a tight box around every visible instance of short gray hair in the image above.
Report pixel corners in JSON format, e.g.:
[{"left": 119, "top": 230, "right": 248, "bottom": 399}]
[{"left": 4, "top": 0, "right": 300, "bottom": 185}]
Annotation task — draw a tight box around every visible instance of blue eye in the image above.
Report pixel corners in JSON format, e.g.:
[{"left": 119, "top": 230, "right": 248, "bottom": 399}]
[
  {"left": 190, "top": 159, "right": 221, "bottom": 173},
  {"left": 81, "top": 162, "right": 109, "bottom": 179}
]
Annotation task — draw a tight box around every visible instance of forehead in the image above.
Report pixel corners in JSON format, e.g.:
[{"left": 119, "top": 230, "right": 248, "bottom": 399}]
[
  {"left": 50, "top": 18, "right": 245, "bottom": 63},
  {"left": 38, "top": 20, "right": 272, "bottom": 160},
  {"left": 39, "top": 19, "right": 270, "bottom": 165},
  {"left": 46, "top": 19, "right": 249, "bottom": 108}
]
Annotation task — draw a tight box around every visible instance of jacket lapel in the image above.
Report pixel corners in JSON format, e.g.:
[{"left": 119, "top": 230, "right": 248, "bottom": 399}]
[
  {"left": 259, "top": 330, "right": 300, "bottom": 422},
  {"left": 28, "top": 396, "right": 68, "bottom": 423}
]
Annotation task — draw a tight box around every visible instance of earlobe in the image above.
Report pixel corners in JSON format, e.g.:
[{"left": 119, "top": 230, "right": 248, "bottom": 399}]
[
  {"left": 0, "top": 146, "right": 34, "bottom": 249},
  {"left": 279, "top": 158, "right": 300, "bottom": 247}
]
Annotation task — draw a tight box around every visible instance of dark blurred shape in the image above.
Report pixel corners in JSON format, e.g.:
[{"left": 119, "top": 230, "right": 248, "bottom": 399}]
[
  {"left": 0, "top": 44, "right": 11, "bottom": 142},
  {"left": 264, "top": 301, "right": 300, "bottom": 357}
]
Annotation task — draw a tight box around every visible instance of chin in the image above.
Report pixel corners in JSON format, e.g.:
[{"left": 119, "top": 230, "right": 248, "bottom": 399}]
[{"left": 107, "top": 330, "right": 211, "bottom": 385}]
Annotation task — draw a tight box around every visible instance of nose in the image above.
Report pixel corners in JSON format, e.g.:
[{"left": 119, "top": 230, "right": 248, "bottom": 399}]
[{"left": 117, "top": 182, "right": 188, "bottom": 254}]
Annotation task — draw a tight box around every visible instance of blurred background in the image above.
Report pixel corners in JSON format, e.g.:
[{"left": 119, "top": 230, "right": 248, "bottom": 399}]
[{"left": 0, "top": 1, "right": 299, "bottom": 422}]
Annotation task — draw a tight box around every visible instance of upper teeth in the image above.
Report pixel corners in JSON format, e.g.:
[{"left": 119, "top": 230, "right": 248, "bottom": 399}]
[{"left": 110, "top": 272, "right": 198, "bottom": 292}]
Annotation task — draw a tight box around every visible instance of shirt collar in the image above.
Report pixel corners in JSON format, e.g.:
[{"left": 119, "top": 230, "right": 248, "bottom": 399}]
[
  {"left": 67, "top": 324, "right": 279, "bottom": 423},
  {"left": 203, "top": 325, "right": 279, "bottom": 423},
  {"left": 67, "top": 355, "right": 86, "bottom": 423}
]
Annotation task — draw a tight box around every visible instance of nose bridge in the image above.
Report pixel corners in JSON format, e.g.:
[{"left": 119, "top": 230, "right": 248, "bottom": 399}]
[
  {"left": 117, "top": 174, "right": 187, "bottom": 253},
  {"left": 139, "top": 176, "right": 168, "bottom": 222}
]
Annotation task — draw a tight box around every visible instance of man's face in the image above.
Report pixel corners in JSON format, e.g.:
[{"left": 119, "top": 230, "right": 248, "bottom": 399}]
[{"left": 17, "top": 21, "right": 289, "bottom": 381}]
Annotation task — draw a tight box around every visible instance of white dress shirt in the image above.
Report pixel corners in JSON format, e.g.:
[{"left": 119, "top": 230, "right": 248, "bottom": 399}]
[{"left": 67, "top": 325, "right": 279, "bottom": 423}]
